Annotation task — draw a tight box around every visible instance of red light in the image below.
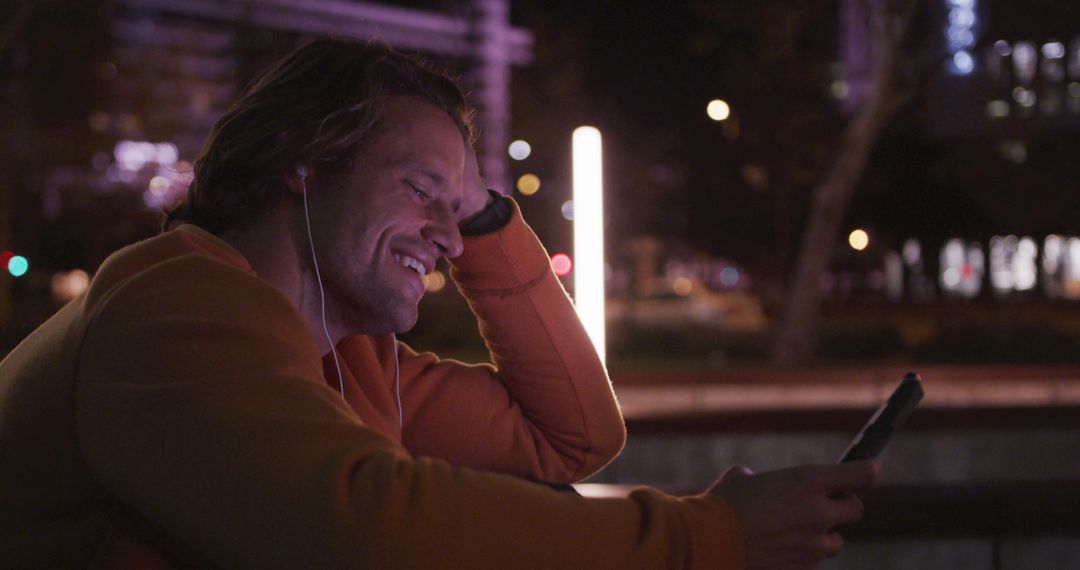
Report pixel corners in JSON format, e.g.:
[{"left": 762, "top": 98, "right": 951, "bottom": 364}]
[
  {"left": 551, "top": 253, "right": 573, "bottom": 277},
  {"left": 0, "top": 251, "right": 13, "bottom": 268}
]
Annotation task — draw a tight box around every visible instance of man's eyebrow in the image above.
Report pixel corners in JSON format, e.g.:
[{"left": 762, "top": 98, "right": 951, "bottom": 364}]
[{"left": 399, "top": 160, "right": 446, "bottom": 188}]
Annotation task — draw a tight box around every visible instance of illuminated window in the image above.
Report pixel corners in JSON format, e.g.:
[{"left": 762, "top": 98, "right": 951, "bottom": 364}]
[
  {"left": 985, "top": 100, "right": 1010, "bottom": 118},
  {"left": 1016, "top": 237, "right": 1037, "bottom": 290},
  {"left": 989, "top": 235, "right": 1037, "bottom": 295},
  {"left": 1043, "top": 235, "right": 1065, "bottom": 298},
  {"left": 944, "top": 0, "right": 978, "bottom": 76},
  {"left": 902, "top": 239, "right": 921, "bottom": 266},
  {"left": 1013, "top": 42, "right": 1038, "bottom": 85},
  {"left": 885, "top": 251, "right": 903, "bottom": 301},
  {"left": 1043, "top": 42, "right": 1066, "bottom": 60},
  {"left": 1065, "top": 238, "right": 1080, "bottom": 299},
  {"left": 989, "top": 235, "right": 1015, "bottom": 293},
  {"left": 939, "top": 239, "right": 984, "bottom": 298}
]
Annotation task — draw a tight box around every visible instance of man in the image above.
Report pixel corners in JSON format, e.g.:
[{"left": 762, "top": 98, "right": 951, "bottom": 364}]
[{"left": 0, "top": 39, "right": 878, "bottom": 568}]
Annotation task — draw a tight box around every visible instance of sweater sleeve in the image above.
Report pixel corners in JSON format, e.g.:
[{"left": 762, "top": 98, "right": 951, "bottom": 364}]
[
  {"left": 398, "top": 198, "right": 626, "bottom": 483},
  {"left": 74, "top": 254, "right": 745, "bottom": 569}
]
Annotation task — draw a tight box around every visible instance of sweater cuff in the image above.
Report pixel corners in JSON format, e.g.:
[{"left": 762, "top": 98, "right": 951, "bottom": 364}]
[
  {"left": 449, "top": 197, "right": 551, "bottom": 293},
  {"left": 460, "top": 190, "right": 512, "bottom": 236},
  {"left": 679, "top": 494, "right": 746, "bottom": 570}
]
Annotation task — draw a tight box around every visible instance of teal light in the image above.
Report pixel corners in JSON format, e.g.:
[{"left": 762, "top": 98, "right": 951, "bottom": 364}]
[
  {"left": 8, "top": 255, "right": 28, "bottom": 277},
  {"left": 720, "top": 267, "right": 740, "bottom": 288}
]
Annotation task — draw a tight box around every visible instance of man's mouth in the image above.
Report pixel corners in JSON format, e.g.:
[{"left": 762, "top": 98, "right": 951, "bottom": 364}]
[{"left": 393, "top": 253, "right": 428, "bottom": 277}]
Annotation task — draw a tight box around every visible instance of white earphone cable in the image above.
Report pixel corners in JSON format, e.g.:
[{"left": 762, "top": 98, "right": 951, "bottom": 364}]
[
  {"left": 300, "top": 175, "right": 346, "bottom": 401},
  {"left": 392, "top": 336, "right": 402, "bottom": 429}
]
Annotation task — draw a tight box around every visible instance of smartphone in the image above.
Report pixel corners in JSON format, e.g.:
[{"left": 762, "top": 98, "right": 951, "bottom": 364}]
[{"left": 838, "top": 372, "right": 924, "bottom": 463}]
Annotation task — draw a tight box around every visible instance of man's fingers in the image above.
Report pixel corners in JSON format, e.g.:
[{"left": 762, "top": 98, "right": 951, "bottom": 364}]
[
  {"left": 823, "top": 532, "right": 844, "bottom": 558},
  {"left": 819, "top": 459, "right": 881, "bottom": 494},
  {"left": 825, "top": 492, "right": 865, "bottom": 529}
]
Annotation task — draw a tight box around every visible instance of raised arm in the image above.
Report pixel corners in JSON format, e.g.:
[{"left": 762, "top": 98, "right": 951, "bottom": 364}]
[{"left": 396, "top": 196, "right": 626, "bottom": 483}]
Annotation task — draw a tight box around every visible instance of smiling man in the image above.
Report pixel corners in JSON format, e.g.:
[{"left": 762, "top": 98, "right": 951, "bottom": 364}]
[{"left": 0, "top": 39, "right": 879, "bottom": 569}]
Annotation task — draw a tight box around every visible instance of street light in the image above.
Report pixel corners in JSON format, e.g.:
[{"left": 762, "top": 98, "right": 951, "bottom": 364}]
[{"left": 572, "top": 126, "right": 605, "bottom": 363}]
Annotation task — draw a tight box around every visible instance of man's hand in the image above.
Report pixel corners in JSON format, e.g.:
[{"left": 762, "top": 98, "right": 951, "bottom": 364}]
[
  {"left": 457, "top": 145, "right": 495, "bottom": 227},
  {"left": 709, "top": 459, "right": 880, "bottom": 570}
]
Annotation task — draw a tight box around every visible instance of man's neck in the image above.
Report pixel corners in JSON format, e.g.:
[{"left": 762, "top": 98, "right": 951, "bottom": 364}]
[{"left": 219, "top": 205, "right": 336, "bottom": 355}]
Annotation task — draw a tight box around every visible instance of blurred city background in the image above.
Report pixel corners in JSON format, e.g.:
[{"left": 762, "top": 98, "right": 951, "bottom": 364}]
[{"left": 2, "top": 0, "right": 1079, "bottom": 567}]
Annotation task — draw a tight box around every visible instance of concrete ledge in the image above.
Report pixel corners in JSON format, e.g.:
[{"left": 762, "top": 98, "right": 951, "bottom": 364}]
[
  {"left": 612, "top": 364, "right": 1080, "bottom": 419},
  {"left": 576, "top": 482, "right": 1080, "bottom": 536},
  {"left": 623, "top": 405, "right": 1080, "bottom": 433}
]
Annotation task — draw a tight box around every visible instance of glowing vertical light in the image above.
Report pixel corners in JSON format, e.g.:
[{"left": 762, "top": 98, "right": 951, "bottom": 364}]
[{"left": 572, "top": 126, "right": 605, "bottom": 363}]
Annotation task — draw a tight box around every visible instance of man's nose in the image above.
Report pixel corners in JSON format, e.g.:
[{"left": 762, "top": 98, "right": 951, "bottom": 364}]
[{"left": 422, "top": 206, "right": 464, "bottom": 258}]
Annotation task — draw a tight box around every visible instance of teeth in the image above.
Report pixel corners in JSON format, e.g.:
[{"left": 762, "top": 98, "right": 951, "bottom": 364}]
[{"left": 394, "top": 254, "right": 425, "bottom": 276}]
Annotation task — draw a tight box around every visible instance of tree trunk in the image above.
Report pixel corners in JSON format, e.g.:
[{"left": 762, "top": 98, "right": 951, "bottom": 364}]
[{"left": 772, "top": 0, "right": 918, "bottom": 365}]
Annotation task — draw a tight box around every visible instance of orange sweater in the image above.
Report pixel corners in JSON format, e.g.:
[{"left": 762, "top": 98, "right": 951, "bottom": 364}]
[{"left": 0, "top": 202, "right": 745, "bottom": 568}]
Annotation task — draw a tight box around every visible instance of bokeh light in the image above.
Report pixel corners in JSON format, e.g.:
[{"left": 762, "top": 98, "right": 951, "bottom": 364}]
[
  {"left": 849, "top": 229, "right": 870, "bottom": 251},
  {"left": 516, "top": 173, "right": 541, "bottom": 196},
  {"left": 951, "top": 50, "right": 974, "bottom": 75},
  {"left": 551, "top": 253, "right": 572, "bottom": 277},
  {"left": 672, "top": 277, "right": 693, "bottom": 296},
  {"left": 51, "top": 270, "right": 90, "bottom": 302},
  {"left": 985, "top": 100, "right": 1009, "bottom": 119},
  {"left": 719, "top": 267, "right": 740, "bottom": 288},
  {"left": 508, "top": 140, "right": 531, "bottom": 161},
  {"left": 830, "top": 80, "right": 850, "bottom": 100},
  {"left": 148, "top": 175, "right": 171, "bottom": 197},
  {"left": 706, "top": 99, "right": 731, "bottom": 121},
  {"left": 423, "top": 270, "right": 446, "bottom": 293},
  {"left": 8, "top": 255, "right": 29, "bottom": 277},
  {"left": 561, "top": 200, "right": 574, "bottom": 221}
]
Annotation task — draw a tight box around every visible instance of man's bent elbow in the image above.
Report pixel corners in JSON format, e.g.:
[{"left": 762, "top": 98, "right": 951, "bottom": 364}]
[{"left": 574, "top": 414, "right": 627, "bottom": 481}]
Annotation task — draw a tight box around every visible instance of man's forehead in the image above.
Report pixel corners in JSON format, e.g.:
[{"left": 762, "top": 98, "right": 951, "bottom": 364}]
[
  {"left": 396, "top": 156, "right": 451, "bottom": 185},
  {"left": 385, "top": 143, "right": 464, "bottom": 182}
]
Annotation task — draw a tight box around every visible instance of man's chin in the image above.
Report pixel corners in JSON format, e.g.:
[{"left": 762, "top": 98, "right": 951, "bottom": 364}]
[
  {"left": 384, "top": 303, "right": 420, "bottom": 335},
  {"left": 335, "top": 301, "right": 418, "bottom": 337},
  {"left": 392, "top": 313, "right": 419, "bottom": 334}
]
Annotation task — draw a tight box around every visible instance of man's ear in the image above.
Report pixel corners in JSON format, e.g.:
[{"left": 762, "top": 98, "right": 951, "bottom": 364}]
[{"left": 283, "top": 164, "right": 310, "bottom": 196}]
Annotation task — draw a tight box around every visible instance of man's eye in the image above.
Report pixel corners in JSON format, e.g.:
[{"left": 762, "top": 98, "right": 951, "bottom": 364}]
[{"left": 409, "top": 184, "right": 430, "bottom": 203}]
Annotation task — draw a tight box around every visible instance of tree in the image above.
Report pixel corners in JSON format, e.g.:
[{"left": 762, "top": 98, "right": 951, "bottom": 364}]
[{"left": 772, "top": 0, "right": 923, "bottom": 365}]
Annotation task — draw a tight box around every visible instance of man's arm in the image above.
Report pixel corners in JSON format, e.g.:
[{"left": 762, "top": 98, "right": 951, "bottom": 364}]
[
  {"left": 75, "top": 255, "right": 743, "bottom": 569},
  {"left": 397, "top": 196, "right": 626, "bottom": 483}
]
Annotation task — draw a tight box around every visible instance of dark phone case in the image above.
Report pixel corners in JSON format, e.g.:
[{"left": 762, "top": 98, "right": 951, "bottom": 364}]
[{"left": 838, "top": 372, "right": 924, "bottom": 463}]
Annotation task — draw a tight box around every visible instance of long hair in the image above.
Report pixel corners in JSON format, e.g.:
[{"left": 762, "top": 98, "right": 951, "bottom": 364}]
[{"left": 163, "top": 38, "right": 475, "bottom": 234}]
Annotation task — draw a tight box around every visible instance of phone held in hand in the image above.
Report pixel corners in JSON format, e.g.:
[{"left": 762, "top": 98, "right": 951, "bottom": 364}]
[{"left": 838, "top": 372, "right": 924, "bottom": 463}]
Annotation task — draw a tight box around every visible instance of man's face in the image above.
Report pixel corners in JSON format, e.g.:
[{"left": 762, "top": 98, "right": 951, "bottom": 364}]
[{"left": 308, "top": 96, "right": 466, "bottom": 336}]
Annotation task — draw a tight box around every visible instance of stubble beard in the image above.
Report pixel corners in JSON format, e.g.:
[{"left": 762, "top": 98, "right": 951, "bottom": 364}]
[{"left": 321, "top": 262, "right": 419, "bottom": 336}]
